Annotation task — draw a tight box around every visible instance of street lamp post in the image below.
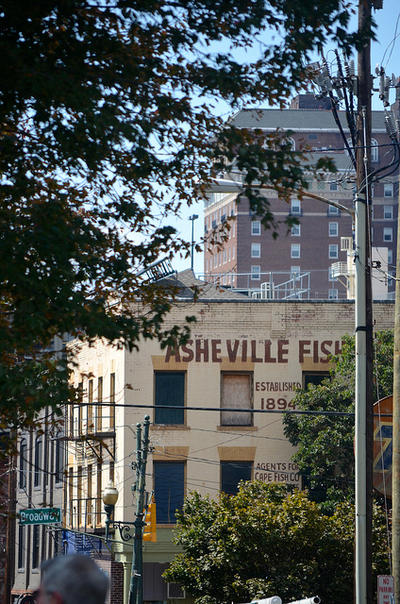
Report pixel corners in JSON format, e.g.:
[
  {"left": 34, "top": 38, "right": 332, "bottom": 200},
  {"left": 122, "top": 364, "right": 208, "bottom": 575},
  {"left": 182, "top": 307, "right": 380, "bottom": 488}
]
[
  {"left": 189, "top": 214, "right": 199, "bottom": 271},
  {"left": 103, "top": 481, "right": 119, "bottom": 542}
]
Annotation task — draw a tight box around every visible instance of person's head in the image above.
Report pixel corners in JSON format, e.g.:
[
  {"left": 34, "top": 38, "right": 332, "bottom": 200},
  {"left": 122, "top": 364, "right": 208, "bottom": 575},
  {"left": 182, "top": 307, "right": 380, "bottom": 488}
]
[{"left": 39, "top": 555, "right": 109, "bottom": 604}]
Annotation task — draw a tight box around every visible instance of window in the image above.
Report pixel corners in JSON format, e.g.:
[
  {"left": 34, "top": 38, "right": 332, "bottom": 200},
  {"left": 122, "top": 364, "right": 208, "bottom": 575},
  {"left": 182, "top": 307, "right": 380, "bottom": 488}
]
[
  {"left": 291, "top": 224, "right": 300, "bottom": 236},
  {"left": 55, "top": 432, "right": 63, "bottom": 484},
  {"left": 155, "top": 372, "right": 185, "bottom": 424},
  {"left": 384, "top": 183, "right": 393, "bottom": 198},
  {"left": 317, "top": 181, "right": 325, "bottom": 191},
  {"left": 251, "top": 221, "right": 261, "bottom": 235},
  {"left": 109, "top": 372, "right": 115, "bottom": 430},
  {"left": 96, "top": 462, "right": 102, "bottom": 525},
  {"left": 303, "top": 371, "right": 330, "bottom": 389},
  {"left": 96, "top": 376, "right": 103, "bottom": 432},
  {"left": 388, "top": 249, "right": 393, "bottom": 265},
  {"left": 329, "top": 244, "right": 338, "bottom": 259},
  {"left": 18, "top": 525, "right": 25, "bottom": 570},
  {"left": 291, "top": 266, "right": 301, "bottom": 280},
  {"left": 328, "top": 204, "right": 339, "bottom": 216},
  {"left": 328, "top": 288, "right": 338, "bottom": 299},
  {"left": 77, "top": 466, "right": 82, "bottom": 527},
  {"left": 329, "top": 266, "right": 337, "bottom": 282},
  {"left": 68, "top": 467, "right": 74, "bottom": 527},
  {"left": 384, "top": 227, "right": 393, "bottom": 242},
  {"left": 371, "top": 139, "right": 379, "bottom": 163},
  {"left": 251, "top": 242, "right": 261, "bottom": 258},
  {"left": 328, "top": 222, "right": 338, "bottom": 237},
  {"left": 78, "top": 381, "right": 83, "bottom": 435},
  {"left": 329, "top": 182, "right": 338, "bottom": 191},
  {"left": 32, "top": 525, "right": 40, "bottom": 569},
  {"left": 221, "top": 373, "right": 252, "bottom": 426},
  {"left": 154, "top": 461, "right": 185, "bottom": 524},
  {"left": 221, "top": 461, "right": 252, "bottom": 495},
  {"left": 291, "top": 244, "right": 300, "bottom": 259},
  {"left": 19, "top": 439, "right": 27, "bottom": 490},
  {"left": 290, "top": 199, "right": 301, "bottom": 215},
  {"left": 87, "top": 465, "right": 93, "bottom": 527},
  {"left": 384, "top": 205, "right": 393, "bottom": 219},
  {"left": 34, "top": 436, "right": 42, "bottom": 488},
  {"left": 87, "top": 379, "right": 94, "bottom": 433},
  {"left": 251, "top": 265, "right": 260, "bottom": 280}
]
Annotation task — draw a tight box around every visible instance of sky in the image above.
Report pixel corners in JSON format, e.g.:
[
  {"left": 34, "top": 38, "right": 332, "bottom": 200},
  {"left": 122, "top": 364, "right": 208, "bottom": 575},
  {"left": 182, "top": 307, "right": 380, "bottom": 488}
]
[{"left": 167, "top": 0, "right": 400, "bottom": 276}]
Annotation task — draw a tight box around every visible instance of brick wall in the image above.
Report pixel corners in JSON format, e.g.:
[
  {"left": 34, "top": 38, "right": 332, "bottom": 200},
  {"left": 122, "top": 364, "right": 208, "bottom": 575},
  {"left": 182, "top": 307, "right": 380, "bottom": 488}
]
[{"left": 95, "top": 559, "right": 124, "bottom": 604}]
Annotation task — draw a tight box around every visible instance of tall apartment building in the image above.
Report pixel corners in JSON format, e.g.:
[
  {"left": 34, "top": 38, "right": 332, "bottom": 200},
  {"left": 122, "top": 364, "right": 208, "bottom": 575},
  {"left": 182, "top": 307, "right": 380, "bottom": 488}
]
[{"left": 204, "top": 95, "right": 398, "bottom": 300}]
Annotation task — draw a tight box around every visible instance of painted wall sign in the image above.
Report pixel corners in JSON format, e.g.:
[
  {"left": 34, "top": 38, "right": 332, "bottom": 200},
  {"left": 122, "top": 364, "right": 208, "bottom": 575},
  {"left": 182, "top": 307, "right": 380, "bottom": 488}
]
[
  {"left": 255, "top": 381, "right": 302, "bottom": 392},
  {"left": 254, "top": 461, "right": 300, "bottom": 485},
  {"left": 164, "top": 339, "right": 342, "bottom": 363}
]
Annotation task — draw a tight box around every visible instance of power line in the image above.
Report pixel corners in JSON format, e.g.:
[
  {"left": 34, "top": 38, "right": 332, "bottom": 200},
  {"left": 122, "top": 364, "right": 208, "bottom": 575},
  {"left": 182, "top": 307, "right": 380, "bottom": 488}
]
[{"left": 64, "top": 400, "right": 392, "bottom": 418}]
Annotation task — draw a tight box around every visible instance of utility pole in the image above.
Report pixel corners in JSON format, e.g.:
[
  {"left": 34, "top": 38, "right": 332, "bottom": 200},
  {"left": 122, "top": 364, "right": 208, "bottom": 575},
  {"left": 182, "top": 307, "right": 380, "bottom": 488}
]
[
  {"left": 355, "top": 1, "right": 373, "bottom": 603},
  {"left": 129, "top": 415, "right": 150, "bottom": 604},
  {"left": 393, "top": 174, "right": 400, "bottom": 598}
]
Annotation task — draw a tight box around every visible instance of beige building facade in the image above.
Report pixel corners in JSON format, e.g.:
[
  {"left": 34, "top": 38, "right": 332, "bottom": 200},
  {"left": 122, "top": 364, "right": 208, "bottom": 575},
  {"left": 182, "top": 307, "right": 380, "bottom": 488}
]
[{"left": 66, "top": 288, "right": 394, "bottom": 602}]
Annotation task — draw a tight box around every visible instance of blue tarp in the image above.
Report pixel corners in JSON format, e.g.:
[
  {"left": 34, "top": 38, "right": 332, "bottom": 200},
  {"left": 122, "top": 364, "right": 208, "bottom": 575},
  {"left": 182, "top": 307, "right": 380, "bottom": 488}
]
[{"left": 61, "top": 529, "right": 103, "bottom": 556}]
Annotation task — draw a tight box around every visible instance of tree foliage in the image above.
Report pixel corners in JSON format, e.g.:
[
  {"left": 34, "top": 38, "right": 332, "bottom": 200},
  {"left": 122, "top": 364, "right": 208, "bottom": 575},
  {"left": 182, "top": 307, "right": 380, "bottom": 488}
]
[
  {"left": 0, "top": 1, "right": 372, "bottom": 429},
  {"left": 283, "top": 331, "right": 393, "bottom": 510},
  {"left": 165, "top": 482, "right": 389, "bottom": 604}
]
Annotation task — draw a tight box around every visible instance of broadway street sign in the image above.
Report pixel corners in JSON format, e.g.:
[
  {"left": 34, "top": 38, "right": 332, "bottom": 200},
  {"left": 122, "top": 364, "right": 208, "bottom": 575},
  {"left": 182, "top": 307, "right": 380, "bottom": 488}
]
[{"left": 19, "top": 507, "right": 61, "bottom": 525}]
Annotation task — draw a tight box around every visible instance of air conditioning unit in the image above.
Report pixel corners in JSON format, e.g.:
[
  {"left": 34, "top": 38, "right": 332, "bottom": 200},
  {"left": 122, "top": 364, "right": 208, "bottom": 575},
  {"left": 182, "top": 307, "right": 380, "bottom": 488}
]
[
  {"left": 341, "top": 236, "right": 352, "bottom": 251},
  {"left": 167, "top": 583, "right": 186, "bottom": 599}
]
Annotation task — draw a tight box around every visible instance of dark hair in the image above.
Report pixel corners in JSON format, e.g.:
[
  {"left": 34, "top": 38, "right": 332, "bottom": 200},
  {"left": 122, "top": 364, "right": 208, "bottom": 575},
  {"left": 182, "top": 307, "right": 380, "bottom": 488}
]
[{"left": 40, "top": 555, "right": 108, "bottom": 604}]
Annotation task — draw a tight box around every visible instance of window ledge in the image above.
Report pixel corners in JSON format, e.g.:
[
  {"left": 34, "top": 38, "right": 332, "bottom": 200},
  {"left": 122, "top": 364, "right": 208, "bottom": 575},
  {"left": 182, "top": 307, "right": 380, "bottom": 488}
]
[
  {"left": 151, "top": 425, "right": 190, "bottom": 431},
  {"left": 156, "top": 523, "right": 177, "bottom": 528},
  {"left": 217, "top": 425, "right": 257, "bottom": 431}
]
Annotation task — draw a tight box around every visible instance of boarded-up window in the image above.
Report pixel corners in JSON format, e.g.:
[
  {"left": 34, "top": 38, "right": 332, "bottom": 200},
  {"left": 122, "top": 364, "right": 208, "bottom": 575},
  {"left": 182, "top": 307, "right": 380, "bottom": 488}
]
[{"left": 221, "top": 373, "right": 252, "bottom": 426}]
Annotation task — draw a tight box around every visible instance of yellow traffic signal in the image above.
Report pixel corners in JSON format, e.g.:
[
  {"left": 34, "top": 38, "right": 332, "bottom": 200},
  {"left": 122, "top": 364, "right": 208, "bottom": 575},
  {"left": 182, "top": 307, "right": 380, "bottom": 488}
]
[{"left": 143, "top": 496, "right": 157, "bottom": 542}]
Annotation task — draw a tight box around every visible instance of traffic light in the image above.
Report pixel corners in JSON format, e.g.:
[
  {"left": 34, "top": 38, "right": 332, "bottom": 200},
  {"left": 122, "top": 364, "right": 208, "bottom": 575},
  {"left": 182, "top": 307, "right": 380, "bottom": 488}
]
[{"left": 143, "top": 496, "right": 157, "bottom": 542}]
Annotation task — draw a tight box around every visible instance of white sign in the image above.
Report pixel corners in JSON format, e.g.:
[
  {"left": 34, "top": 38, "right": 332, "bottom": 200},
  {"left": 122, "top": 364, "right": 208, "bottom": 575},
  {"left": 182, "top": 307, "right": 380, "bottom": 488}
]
[{"left": 377, "top": 575, "right": 394, "bottom": 604}]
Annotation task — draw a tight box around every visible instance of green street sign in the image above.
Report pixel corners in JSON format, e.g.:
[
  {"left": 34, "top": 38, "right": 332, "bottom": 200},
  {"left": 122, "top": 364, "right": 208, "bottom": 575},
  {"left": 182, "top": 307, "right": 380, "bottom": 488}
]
[{"left": 19, "top": 507, "right": 61, "bottom": 525}]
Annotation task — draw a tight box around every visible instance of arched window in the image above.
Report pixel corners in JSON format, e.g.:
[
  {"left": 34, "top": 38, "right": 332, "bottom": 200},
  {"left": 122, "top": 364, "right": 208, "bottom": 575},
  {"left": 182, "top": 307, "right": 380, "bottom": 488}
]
[
  {"left": 371, "top": 138, "right": 379, "bottom": 163},
  {"left": 19, "top": 439, "right": 27, "bottom": 490},
  {"left": 34, "top": 436, "right": 42, "bottom": 487}
]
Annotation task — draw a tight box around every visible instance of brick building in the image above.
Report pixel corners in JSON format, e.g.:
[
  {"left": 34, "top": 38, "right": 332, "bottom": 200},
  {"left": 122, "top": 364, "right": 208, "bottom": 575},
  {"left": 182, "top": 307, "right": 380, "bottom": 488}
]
[
  {"left": 204, "top": 95, "right": 397, "bottom": 300},
  {"left": 65, "top": 270, "right": 393, "bottom": 604}
]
